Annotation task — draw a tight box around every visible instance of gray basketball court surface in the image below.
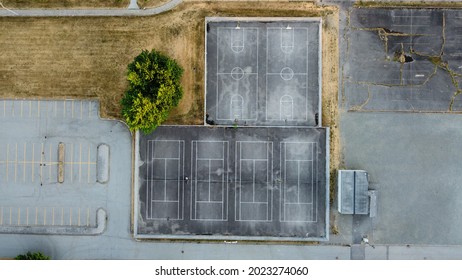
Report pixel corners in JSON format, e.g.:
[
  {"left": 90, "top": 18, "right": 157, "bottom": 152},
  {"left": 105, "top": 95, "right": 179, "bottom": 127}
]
[
  {"left": 0, "top": 99, "right": 131, "bottom": 235},
  {"left": 343, "top": 9, "right": 462, "bottom": 112},
  {"left": 135, "top": 126, "right": 328, "bottom": 241},
  {"left": 205, "top": 18, "right": 321, "bottom": 127}
]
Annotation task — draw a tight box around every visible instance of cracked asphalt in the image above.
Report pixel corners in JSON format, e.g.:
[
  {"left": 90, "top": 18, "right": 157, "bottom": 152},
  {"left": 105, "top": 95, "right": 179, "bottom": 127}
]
[
  {"left": 342, "top": 9, "right": 462, "bottom": 113},
  {"left": 337, "top": 6, "right": 462, "bottom": 246}
]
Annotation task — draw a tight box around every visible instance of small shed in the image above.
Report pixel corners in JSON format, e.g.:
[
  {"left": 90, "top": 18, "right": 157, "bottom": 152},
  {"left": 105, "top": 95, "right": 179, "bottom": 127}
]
[{"left": 338, "top": 170, "right": 370, "bottom": 215}]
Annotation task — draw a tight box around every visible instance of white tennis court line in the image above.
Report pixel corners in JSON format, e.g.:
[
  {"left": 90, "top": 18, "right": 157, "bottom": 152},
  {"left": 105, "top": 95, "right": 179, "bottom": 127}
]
[
  {"left": 279, "top": 141, "right": 317, "bottom": 222},
  {"left": 146, "top": 140, "right": 184, "bottom": 221},
  {"left": 235, "top": 141, "right": 273, "bottom": 222},
  {"left": 190, "top": 140, "right": 229, "bottom": 221}
]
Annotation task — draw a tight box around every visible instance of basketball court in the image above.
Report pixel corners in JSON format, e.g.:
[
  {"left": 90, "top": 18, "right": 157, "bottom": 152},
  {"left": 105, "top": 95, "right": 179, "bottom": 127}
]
[{"left": 205, "top": 18, "right": 321, "bottom": 126}]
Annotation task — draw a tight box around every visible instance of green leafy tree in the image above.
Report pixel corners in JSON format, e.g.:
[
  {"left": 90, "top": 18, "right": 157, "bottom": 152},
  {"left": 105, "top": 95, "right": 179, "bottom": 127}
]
[
  {"left": 121, "top": 49, "right": 184, "bottom": 133},
  {"left": 15, "top": 251, "right": 50, "bottom": 260}
]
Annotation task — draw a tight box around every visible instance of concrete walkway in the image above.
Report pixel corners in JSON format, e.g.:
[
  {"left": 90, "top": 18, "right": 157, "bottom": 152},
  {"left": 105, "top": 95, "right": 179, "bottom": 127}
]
[{"left": 0, "top": 0, "right": 182, "bottom": 17}]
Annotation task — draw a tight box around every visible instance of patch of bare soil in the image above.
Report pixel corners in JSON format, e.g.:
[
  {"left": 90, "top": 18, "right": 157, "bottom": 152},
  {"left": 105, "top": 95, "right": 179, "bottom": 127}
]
[{"left": 1, "top": 0, "right": 128, "bottom": 9}]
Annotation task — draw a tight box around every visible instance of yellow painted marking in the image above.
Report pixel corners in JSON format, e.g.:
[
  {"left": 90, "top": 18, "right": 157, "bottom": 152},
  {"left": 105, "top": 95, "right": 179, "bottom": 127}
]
[
  {"left": 23, "top": 143, "right": 26, "bottom": 182},
  {"left": 9, "top": 207, "right": 12, "bottom": 225},
  {"left": 61, "top": 208, "right": 64, "bottom": 225},
  {"left": 78, "top": 208, "right": 81, "bottom": 226},
  {"left": 52, "top": 207, "right": 55, "bottom": 226},
  {"left": 43, "top": 208, "right": 46, "bottom": 225},
  {"left": 87, "top": 208, "right": 90, "bottom": 226},
  {"left": 87, "top": 145, "right": 91, "bottom": 183},
  {"left": 69, "top": 208, "right": 72, "bottom": 225},
  {"left": 80, "top": 101, "right": 83, "bottom": 119},
  {"left": 6, "top": 143, "right": 9, "bottom": 182},
  {"left": 26, "top": 207, "right": 29, "bottom": 225},
  {"left": 37, "top": 100, "right": 40, "bottom": 117},
  {"left": 17, "top": 207, "right": 20, "bottom": 225},
  {"left": 32, "top": 143, "right": 35, "bottom": 182},
  {"left": 35, "top": 207, "right": 38, "bottom": 225},
  {"left": 14, "top": 143, "right": 18, "bottom": 183},
  {"left": 72, "top": 100, "right": 74, "bottom": 118},
  {"left": 63, "top": 100, "right": 66, "bottom": 118},
  {"left": 29, "top": 100, "right": 32, "bottom": 117},
  {"left": 79, "top": 144, "right": 82, "bottom": 182},
  {"left": 20, "top": 101, "right": 23, "bottom": 117}
]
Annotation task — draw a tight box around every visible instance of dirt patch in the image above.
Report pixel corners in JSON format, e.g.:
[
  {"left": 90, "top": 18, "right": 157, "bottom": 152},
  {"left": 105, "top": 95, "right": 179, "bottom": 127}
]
[{"left": 1, "top": 0, "right": 128, "bottom": 9}]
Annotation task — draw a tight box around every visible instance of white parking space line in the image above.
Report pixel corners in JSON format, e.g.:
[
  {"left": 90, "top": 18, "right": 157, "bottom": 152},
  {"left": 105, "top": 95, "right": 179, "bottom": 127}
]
[
  {"left": 20, "top": 101, "right": 23, "bottom": 117},
  {"left": 69, "top": 208, "right": 72, "bottom": 225},
  {"left": 61, "top": 208, "right": 64, "bottom": 226},
  {"left": 52, "top": 207, "right": 55, "bottom": 226},
  {"left": 72, "top": 100, "right": 75, "bottom": 118},
  {"left": 35, "top": 207, "right": 38, "bottom": 225},
  {"left": 9, "top": 207, "right": 12, "bottom": 225},
  {"left": 78, "top": 208, "right": 81, "bottom": 226},
  {"left": 17, "top": 207, "right": 20, "bottom": 225},
  {"left": 0, "top": 207, "right": 2, "bottom": 225},
  {"left": 43, "top": 207, "right": 47, "bottom": 225},
  {"left": 26, "top": 207, "right": 29, "bottom": 225},
  {"left": 37, "top": 100, "right": 40, "bottom": 118}
]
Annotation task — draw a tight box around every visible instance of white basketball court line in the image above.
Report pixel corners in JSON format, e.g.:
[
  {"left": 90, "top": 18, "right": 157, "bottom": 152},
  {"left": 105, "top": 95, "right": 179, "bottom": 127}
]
[
  {"left": 279, "top": 141, "right": 317, "bottom": 222},
  {"left": 191, "top": 140, "right": 229, "bottom": 221},
  {"left": 146, "top": 140, "right": 184, "bottom": 220},
  {"left": 216, "top": 27, "right": 259, "bottom": 121},
  {"left": 235, "top": 141, "right": 273, "bottom": 222},
  {"left": 265, "top": 27, "right": 309, "bottom": 122}
]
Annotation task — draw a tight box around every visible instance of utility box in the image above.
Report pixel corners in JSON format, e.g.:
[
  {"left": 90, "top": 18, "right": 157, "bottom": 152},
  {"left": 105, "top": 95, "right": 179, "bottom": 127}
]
[{"left": 338, "top": 170, "right": 370, "bottom": 215}]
